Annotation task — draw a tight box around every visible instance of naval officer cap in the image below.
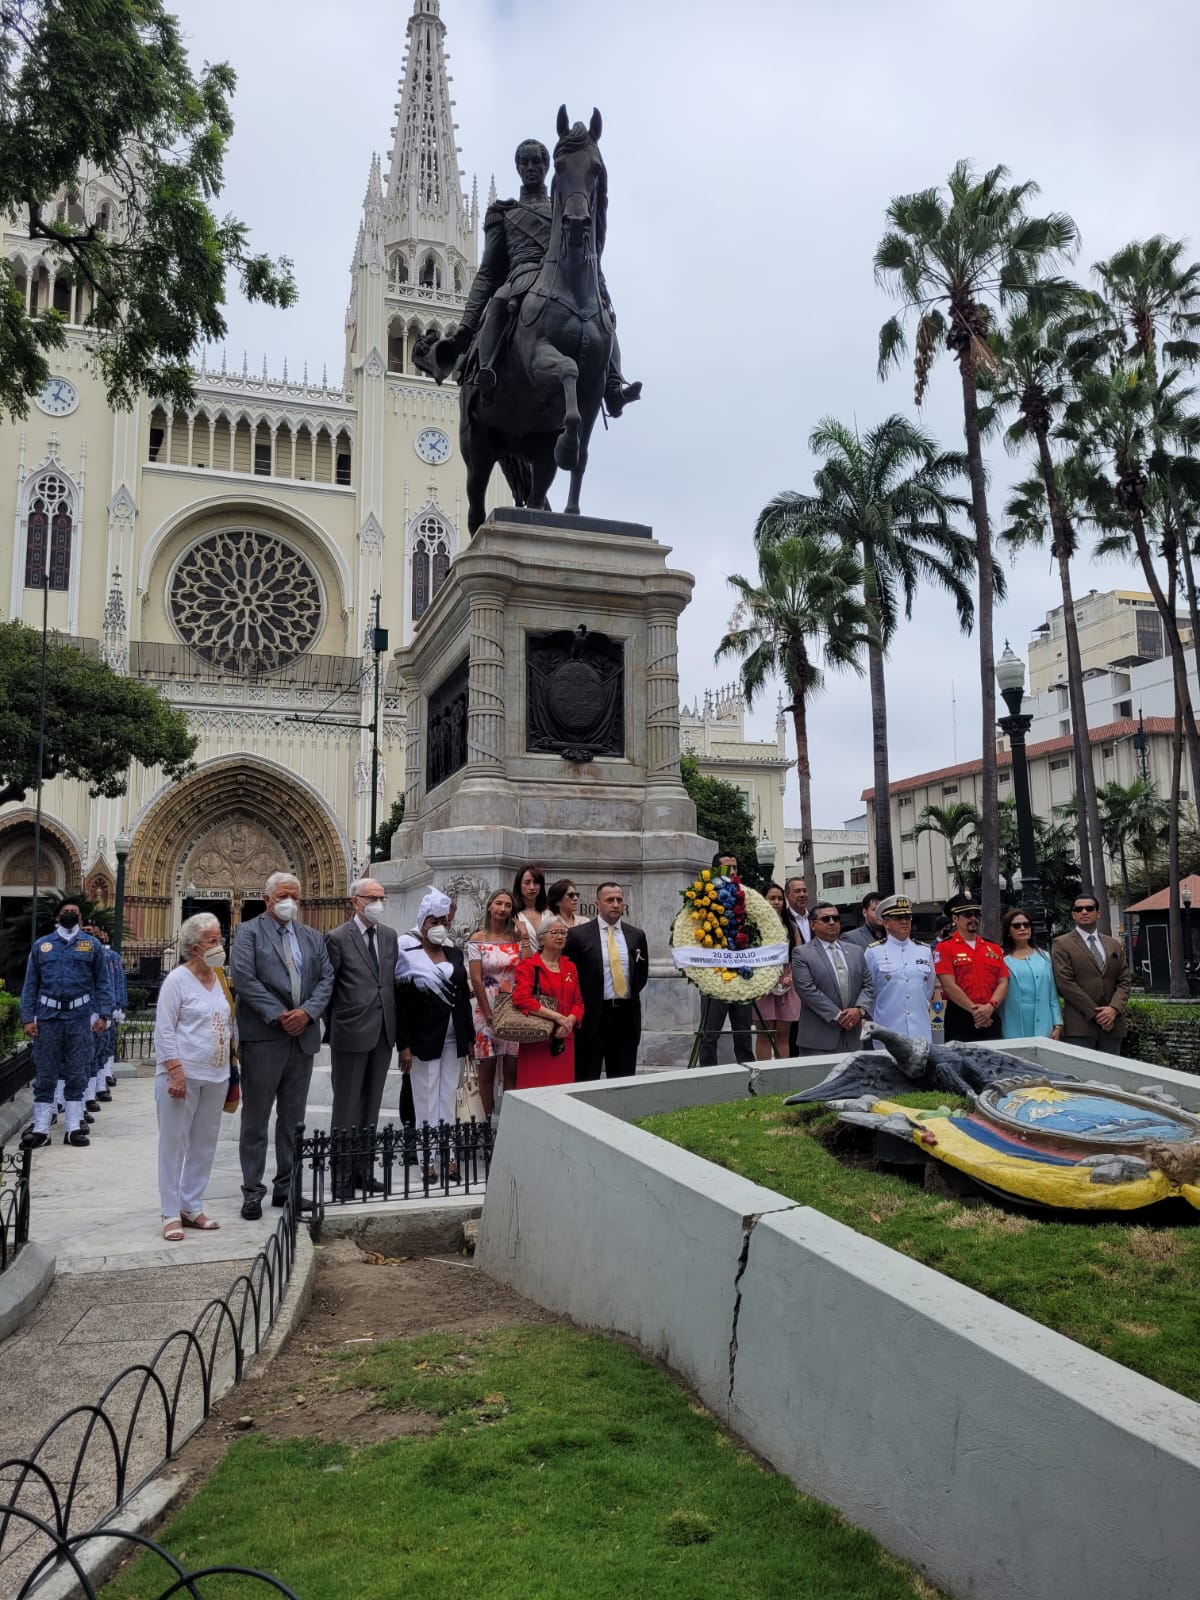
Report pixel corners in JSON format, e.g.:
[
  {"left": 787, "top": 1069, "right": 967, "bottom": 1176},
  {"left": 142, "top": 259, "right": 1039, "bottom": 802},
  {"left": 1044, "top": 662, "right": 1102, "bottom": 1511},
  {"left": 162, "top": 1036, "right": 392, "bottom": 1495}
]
[{"left": 877, "top": 894, "right": 914, "bottom": 919}]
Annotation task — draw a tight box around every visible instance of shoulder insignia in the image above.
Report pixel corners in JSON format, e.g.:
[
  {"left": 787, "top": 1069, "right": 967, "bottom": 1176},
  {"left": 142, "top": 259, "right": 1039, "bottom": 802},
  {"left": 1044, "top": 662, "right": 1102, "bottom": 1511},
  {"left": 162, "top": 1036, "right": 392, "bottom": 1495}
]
[
  {"left": 868, "top": 938, "right": 887, "bottom": 948},
  {"left": 39, "top": 942, "right": 52, "bottom": 953},
  {"left": 486, "top": 198, "right": 517, "bottom": 219}
]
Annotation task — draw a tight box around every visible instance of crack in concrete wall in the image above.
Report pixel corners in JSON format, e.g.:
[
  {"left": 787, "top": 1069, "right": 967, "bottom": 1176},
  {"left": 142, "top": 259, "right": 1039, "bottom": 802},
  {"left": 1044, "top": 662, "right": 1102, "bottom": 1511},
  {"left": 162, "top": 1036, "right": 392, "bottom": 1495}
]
[{"left": 728, "top": 1212, "right": 759, "bottom": 1401}]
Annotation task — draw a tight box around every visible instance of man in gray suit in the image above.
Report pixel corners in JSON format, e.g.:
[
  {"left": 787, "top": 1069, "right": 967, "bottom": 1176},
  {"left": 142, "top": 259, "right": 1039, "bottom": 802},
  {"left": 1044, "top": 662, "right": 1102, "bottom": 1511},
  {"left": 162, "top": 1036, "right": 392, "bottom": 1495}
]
[
  {"left": 842, "top": 892, "right": 884, "bottom": 951},
  {"left": 231, "top": 870, "right": 335, "bottom": 1219},
  {"left": 325, "top": 877, "right": 399, "bottom": 1198},
  {"left": 791, "top": 901, "right": 874, "bottom": 1055}
]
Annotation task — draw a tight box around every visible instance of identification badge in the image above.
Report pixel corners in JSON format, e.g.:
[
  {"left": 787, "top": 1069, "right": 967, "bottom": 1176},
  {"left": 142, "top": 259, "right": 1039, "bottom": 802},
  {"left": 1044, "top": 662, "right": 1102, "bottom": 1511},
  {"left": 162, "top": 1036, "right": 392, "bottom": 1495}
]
[{"left": 77, "top": 939, "right": 94, "bottom": 951}]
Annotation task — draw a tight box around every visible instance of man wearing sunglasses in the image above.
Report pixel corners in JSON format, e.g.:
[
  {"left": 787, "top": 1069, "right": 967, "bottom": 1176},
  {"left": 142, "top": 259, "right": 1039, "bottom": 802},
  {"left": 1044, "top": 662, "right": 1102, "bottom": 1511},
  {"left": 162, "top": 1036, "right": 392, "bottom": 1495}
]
[
  {"left": 934, "top": 894, "right": 1007, "bottom": 1042},
  {"left": 1050, "top": 895, "right": 1132, "bottom": 1054},
  {"left": 790, "top": 903, "right": 873, "bottom": 1055}
]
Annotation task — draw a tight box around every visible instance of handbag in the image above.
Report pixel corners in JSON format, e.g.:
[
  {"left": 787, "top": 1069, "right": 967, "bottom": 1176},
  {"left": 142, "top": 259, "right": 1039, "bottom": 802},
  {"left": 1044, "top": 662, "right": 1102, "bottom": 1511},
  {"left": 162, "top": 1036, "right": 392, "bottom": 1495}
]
[
  {"left": 455, "top": 1059, "right": 487, "bottom": 1123},
  {"left": 490, "top": 966, "right": 555, "bottom": 1044}
]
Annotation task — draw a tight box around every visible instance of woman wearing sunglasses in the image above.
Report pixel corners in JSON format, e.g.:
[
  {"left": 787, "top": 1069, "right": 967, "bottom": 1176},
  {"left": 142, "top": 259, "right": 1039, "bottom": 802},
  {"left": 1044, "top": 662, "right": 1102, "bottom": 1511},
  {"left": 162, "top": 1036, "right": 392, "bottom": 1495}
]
[{"left": 998, "top": 908, "right": 1063, "bottom": 1040}]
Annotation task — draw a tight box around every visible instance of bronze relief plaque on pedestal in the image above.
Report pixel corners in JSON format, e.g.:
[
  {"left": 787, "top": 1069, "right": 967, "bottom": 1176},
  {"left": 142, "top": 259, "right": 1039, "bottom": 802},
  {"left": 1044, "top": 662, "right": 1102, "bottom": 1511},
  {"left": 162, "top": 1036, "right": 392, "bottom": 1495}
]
[{"left": 526, "top": 625, "right": 624, "bottom": 763}]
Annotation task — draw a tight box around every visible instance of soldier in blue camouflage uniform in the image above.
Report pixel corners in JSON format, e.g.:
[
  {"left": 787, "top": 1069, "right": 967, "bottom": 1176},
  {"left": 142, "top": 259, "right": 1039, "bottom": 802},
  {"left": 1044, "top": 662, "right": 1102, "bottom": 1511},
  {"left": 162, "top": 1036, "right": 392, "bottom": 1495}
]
[
  {"left": 83, "top": 925, "right": 126, "bottom": 1108},
  {"left": 20, "top": 901, "right": 114, "bottom": 1148}
]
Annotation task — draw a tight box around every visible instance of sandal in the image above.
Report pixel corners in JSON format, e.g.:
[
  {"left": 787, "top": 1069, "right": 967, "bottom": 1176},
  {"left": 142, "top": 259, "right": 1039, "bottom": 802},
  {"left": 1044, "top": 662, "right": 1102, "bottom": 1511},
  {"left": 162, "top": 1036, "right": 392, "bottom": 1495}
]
[
  {"left": 162, "top": 1219, "right": 185, "bottom": 1242},
  {"left": 181, "top": 1212, "right": 220, "bottom": 1231}
]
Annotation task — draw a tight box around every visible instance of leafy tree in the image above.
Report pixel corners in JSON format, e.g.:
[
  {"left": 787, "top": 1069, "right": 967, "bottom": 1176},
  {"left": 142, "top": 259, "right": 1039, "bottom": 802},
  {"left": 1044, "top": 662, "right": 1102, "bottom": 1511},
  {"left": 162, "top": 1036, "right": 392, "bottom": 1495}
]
[
  {"left": 875, "top": 159, "right": 1078, "bottom": 930},
  {"left": 679, "top": 753, "right": 761, "bottom": 887},
  {"left": 983, "top": 303, "right": 1110, "bottom": 923},
  {"left": 753, "top": 414, "right": 975, "bottom": 898},
  {"left": 0, "top": 621, "right": 196, "bottom": 804},
  {"left": 716, "top": 535, "right": 875, "bottom": 900},
  {"left": 0, "top": 0, "right": 297, "bottom": 419},
  {"left": 368, "top": 794, "right": 405, "bottom": 864},
  {"left": 913, "top": 800, "right": 980, "bottom": 898}
]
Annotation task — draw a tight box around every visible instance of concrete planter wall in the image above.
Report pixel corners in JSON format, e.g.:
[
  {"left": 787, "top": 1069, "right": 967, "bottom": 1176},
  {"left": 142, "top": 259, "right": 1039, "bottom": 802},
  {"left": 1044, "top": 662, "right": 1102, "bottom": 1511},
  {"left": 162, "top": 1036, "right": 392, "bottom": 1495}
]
[{"left": 478, "top": 1046, "right": 1200, "bottom": 1600}]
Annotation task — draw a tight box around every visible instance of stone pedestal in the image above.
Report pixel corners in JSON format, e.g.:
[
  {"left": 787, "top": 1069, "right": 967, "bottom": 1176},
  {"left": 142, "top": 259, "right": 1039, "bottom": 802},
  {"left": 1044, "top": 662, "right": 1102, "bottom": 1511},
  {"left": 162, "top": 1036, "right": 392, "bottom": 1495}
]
[{"left": 376, "top": 508, "right": 714, "bottom": 1064}]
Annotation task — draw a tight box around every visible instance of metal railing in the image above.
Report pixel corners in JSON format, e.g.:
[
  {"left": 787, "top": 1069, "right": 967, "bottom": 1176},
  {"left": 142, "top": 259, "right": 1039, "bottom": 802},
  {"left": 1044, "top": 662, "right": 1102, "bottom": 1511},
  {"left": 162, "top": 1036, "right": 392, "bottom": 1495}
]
[
  {"left": 115, "top": 1022, "right": 156, "bottom": 1064},
  {"left": 0, "top": 1147, "right": 31, "bottom": 1273},
  {"left": 3, "top": 1511, "right": 302, "bottom": 1599},
  {"left": 0, "top": 1043, "right": 34, "bottom": 1110},
  {"left": 301, "top": 1119, "right": 493, "bottom": 1227},
  {"left": 0, "top": 1142, "right": 305, "bottom": 1590}
]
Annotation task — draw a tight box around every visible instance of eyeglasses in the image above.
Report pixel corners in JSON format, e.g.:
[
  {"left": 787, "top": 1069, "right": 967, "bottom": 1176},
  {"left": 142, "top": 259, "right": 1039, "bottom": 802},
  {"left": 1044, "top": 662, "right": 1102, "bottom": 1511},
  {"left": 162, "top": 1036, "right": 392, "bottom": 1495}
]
[
  {"left": 814, "top": 915, "right": 841, "bottom": 924},
  {"left": 1073, "top": 905, "right": 1098, "bottom": 913},
  {"left": 1009, "top": 921, "right": 1031, "bottom": 930},
  {"left": 564, "top": 890, "right": 580, "bottom": 899}
]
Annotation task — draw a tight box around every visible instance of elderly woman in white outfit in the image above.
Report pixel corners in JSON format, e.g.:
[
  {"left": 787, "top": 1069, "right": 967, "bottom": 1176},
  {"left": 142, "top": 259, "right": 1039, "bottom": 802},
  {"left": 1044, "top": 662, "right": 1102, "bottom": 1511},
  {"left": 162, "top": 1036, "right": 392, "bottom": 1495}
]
[
  {"left": 153, "top": 913, "right": 233, "bottom": 1241},
  {"left": 395, "top": 888, "right": 475, "bottom": 1176}
]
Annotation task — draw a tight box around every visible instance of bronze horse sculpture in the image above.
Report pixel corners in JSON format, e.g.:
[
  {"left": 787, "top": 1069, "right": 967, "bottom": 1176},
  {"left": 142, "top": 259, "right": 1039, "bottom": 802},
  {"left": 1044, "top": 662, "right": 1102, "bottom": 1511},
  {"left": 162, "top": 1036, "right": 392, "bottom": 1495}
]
[{"left": 430, "top": 107, "right": 614, "bottom": 535}]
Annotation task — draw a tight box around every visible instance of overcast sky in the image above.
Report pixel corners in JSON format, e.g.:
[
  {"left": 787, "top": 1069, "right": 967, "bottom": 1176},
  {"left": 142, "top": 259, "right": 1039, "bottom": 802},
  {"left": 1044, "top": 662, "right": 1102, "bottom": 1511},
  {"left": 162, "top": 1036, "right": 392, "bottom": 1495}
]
[{"left": 172, "top": 0, "right": 1198, "bottom": 827}]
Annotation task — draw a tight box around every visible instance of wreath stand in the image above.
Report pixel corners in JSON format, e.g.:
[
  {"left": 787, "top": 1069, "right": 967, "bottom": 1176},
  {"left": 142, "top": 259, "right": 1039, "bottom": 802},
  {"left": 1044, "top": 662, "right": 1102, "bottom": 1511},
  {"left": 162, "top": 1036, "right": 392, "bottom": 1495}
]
[{"left": 686, "top": 993, "right": 783, "bottom": 1076}]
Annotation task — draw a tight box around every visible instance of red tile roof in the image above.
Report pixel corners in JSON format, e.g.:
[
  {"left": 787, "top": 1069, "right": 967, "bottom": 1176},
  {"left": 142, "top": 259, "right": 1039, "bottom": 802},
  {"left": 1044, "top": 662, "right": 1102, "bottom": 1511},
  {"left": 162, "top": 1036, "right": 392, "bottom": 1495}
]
[
  {"left": 861, "top": 718, "right": 1178, "bottom": 802},
  {"left": 1125, "top": 874, "right": 1200, "bottom": 913}
]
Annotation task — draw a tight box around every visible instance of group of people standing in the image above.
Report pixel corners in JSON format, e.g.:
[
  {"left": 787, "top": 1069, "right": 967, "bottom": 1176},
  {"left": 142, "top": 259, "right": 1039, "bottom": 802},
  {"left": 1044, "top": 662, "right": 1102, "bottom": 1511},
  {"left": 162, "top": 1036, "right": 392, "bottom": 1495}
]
[
  {"left": 699, "top": 861, "right": 1134, "bottom": 1062},
  {"left": 20, "top": 902, "right": 127, "bottom": 1149},
  {"left": 132, "top": 865, "right": 647, "bottom": 1242}
]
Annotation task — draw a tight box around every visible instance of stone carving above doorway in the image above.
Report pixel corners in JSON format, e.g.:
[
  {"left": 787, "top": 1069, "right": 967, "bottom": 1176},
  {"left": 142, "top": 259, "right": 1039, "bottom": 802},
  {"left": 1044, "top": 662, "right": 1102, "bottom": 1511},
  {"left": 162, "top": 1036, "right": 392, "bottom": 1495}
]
[{"left": 184, "top": 817, "right": 287, "bottom": 896}]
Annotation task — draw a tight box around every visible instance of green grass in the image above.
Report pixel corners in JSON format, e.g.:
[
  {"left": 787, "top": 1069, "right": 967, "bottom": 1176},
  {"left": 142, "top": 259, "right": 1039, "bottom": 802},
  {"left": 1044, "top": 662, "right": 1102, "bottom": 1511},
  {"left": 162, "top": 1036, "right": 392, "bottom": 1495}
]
[
  {"left": 104, "top": 1325, "right": 939, "bottom": 1599},
  {"left": 639, "top": 1094, "right": 1200, "bottom": 1400}
]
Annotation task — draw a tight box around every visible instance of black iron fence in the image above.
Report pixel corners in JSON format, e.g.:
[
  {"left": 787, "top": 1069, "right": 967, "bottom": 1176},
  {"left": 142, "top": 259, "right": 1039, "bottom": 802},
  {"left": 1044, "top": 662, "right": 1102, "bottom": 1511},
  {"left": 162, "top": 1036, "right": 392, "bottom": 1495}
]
[
  {"left": 0, "top": 1043, "right": 34, "bottom": 1109},
  {"left": 0, "top": 1147, "right": 31, "bottom": 1273},
  {"left": 301, "top": 1119, "right": 493, "bottom": 1225},
  {"left": 115, "top": 1020, "right": 156, "bottom": 1064},
  {"left": 0, "top": 1148, "right": 305, "bottom": 1592},
  {"left": 3, "top": 1509, "right": 302, "bottom": 1599}
]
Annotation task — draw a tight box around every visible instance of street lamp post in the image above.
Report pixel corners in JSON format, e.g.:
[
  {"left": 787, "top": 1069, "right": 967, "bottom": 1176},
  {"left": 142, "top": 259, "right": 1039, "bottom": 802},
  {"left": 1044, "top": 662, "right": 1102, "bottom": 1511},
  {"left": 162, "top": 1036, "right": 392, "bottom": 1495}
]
[
  {"left": 113, "top": 829, "right": 132, "bottom": 954},
  {"left": 996, "top": 643, "right": 1047, "bottom": 944},
  {"left": 1184, "top": 883, "right": 1195, "bottom": 991}
]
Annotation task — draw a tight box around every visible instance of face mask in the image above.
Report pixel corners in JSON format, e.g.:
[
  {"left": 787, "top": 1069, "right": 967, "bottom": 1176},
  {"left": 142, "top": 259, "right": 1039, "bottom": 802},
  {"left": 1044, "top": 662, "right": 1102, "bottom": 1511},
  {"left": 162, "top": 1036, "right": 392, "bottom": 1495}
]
[
  {"left": 57, "top": 911, "right": 80, "bottom": 930},
  {"left": 426, "top": 923, "right": 452, "bottom": 946},
  {"left": 273, "top": 898, "right": 299, "bottom": 922},
  {"left": 362, "top": 901, "right": 386, "bottom": 924},
  {"left": 203, "top": 946, "right": 226, "bottom": 967}
]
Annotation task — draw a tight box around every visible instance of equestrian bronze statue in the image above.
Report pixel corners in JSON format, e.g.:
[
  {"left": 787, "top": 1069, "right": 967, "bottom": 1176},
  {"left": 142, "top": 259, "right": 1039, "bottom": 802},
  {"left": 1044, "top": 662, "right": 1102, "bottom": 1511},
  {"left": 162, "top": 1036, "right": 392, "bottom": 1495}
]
[{"left": 422, "top": 106, "right": 641, "bottom": 534}]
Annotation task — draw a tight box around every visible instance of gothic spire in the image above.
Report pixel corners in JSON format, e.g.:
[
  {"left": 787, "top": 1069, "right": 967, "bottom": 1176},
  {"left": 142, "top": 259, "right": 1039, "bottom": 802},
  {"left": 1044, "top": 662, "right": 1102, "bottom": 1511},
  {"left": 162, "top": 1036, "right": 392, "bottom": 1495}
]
[{"left": 386, "top": 0, "right": 464, "bottom": 220}]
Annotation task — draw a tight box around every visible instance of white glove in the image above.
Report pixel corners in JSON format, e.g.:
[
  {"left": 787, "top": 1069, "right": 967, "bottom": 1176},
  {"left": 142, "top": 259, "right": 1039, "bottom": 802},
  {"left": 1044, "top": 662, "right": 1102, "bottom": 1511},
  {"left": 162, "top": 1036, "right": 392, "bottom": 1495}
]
[{"left": 112, "top": 1008, "right": 125, "bottom": 1024}]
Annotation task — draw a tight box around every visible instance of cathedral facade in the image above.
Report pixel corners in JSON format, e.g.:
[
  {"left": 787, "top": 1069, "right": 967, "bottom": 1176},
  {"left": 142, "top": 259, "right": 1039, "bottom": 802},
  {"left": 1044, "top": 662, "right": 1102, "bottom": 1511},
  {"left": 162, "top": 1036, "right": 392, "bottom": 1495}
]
[{"left": 0, "top": 0, "right": 504, "bottom": 962}]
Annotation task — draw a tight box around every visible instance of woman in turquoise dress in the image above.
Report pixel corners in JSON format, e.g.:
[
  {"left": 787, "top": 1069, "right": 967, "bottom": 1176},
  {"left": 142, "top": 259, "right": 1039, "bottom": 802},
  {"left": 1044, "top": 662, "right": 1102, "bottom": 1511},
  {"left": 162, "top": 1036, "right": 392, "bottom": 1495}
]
[{"left": 998, "top": 908, "right": 1063, "bottom": 1040}]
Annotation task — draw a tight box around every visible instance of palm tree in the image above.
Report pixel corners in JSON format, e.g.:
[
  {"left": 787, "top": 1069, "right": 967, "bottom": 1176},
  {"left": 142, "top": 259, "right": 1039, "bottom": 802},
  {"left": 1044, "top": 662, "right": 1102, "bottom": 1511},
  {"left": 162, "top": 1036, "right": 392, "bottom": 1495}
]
[
  {"left": 874, "top": 161, "right": 1078, "bottom": 933},
  {"left": 716, "top": 535, "right": 875, "bottom": 900},
  {"left": 1096, "top": 778, "right": 1169, "bottom": 907},
  {"left": 913, "top": 800, "right": 981, "bottom": 898},
  {"left": 1062, "top": 360, "right": 1200, "bottom": 805},
  {"left": 982, "top": 303, "right": 1109, "bottom": 923},
  {"left": 753, "top": 414, "right": 974, "bottom": 897}
]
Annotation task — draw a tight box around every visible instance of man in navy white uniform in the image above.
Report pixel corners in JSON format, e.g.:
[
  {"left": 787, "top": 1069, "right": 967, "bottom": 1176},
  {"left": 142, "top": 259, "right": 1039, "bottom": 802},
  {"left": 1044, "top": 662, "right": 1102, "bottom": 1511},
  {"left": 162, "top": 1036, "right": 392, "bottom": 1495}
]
[
  {"left": 20, "top": 900, "right": 114, "bottom": 1147},
  {"left": 861, "top": 894, "right": 936, "bottom": 1047}
]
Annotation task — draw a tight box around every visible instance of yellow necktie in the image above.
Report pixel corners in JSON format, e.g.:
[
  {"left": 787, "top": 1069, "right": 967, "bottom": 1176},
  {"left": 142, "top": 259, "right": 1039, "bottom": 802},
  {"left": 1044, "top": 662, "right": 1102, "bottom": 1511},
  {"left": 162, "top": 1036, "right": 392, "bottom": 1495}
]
[{"left": 607, "top": 923, "right": 628, "bottom": 999}]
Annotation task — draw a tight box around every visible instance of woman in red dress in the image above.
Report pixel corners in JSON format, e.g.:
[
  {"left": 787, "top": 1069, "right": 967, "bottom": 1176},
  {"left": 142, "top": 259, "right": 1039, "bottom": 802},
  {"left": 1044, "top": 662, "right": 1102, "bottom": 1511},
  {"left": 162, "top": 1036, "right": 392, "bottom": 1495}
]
[{"left": 511, "top": 914, "right": 584, "bottom": 1088}]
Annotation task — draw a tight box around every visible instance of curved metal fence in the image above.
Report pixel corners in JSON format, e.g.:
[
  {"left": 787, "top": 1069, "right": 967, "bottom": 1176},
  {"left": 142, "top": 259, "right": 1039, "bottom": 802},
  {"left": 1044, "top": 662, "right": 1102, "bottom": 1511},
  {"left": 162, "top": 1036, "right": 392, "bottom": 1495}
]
[
  {"left": 0, "top": 1134, "right": 306, "bottom": 1594},
  {"left": 301, "top": 1118, "right": 493, "bottom": 1224},
  {"left": 0, "top": 1147, "right": 31, "bottom": 1274},
  {"left": 6, "top": 1506, "right": 303, "bottom": 1598}
]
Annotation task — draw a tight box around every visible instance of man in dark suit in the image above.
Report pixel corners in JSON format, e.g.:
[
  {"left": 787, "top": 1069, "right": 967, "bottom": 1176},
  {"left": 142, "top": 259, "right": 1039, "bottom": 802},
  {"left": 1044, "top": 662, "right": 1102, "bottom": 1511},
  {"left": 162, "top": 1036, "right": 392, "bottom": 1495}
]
[
  {"left": 565, "top": 881, "right": 648, "bottom": 1080},
  {"left": 842, "top": 892, "right": 884, "bottom": 951},
  {"left": 1051, "top": 893, "right": 1133, "bottom": 1054},
  {"left": 325, "top": 877, "right": 399, "bottom": 1197},
  {"left": 230, "top": 870, "right": 335, "bottom": 1218},
  {"left": 790, "top": 901, "right": 873, "bottom": 1055}
]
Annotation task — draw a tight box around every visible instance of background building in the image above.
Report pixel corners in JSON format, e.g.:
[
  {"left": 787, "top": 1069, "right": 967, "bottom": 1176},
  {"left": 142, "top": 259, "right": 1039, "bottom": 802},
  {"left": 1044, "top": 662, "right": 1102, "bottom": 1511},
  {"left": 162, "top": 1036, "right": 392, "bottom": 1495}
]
[
  {"left": 680, "top": 686, "right": 789, "bottom": 870},
  {"left": 1028, "top": 589, "right": 1191, "bottom": 696},
  {"left": 0, "top": 0, "right": 508, "bottom": 965}
]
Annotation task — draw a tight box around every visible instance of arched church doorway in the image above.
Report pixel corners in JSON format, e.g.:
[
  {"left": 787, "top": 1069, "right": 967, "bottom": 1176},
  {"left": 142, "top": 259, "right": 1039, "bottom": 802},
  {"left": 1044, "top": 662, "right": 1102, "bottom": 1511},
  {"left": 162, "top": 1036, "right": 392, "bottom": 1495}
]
[{"left": 123, "top": 758, "right": 349, "bottom": 972}]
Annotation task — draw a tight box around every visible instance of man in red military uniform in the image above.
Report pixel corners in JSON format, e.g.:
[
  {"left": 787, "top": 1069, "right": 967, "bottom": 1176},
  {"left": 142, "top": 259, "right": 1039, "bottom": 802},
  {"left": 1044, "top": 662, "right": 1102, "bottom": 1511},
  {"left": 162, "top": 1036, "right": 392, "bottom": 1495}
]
[{"left": 934, "top": 894, "right": 1008, "bottom": 1042}]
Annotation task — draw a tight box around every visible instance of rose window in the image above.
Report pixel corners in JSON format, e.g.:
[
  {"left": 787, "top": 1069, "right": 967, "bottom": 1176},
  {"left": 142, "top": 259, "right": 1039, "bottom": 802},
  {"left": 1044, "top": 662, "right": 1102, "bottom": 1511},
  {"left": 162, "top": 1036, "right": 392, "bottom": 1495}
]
[{"left": 170, "top": 529, "right": 323, "bottom": 672}]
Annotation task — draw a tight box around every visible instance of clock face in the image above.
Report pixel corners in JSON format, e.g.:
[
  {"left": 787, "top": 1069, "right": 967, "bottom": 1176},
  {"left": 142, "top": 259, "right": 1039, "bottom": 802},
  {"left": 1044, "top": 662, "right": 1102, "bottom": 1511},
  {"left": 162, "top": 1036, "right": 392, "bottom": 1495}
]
[
  {"left": 414, "top": 427, "right": 451, "bottom": 465},
  {"left": 35, "top": 377, "right": 79, "bottom": 417}
]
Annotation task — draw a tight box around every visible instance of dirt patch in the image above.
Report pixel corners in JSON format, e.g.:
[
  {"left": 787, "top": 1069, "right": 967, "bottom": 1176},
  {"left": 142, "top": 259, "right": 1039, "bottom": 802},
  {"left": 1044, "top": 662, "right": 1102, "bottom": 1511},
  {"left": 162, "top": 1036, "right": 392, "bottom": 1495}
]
[{"left": 166, "top": 1237, "right": 558, "bottom": 1483}]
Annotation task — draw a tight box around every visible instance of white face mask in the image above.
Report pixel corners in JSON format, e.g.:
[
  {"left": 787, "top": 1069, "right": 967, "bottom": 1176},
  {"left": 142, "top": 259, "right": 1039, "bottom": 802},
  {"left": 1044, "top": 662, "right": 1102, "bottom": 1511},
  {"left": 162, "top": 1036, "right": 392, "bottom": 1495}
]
[
  {"left": 273, "top": 897, "right": 299, "bottom": 922},
  {"left": 361, "top": 901, "right": 386, "bottom": 924},
  {"left": 202, "top": 946, "right": 226, "bottom": 967},
  {"left": 426, "top": 922, "right": 452, "bottom": 946}
]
